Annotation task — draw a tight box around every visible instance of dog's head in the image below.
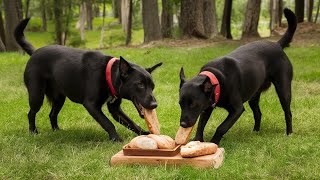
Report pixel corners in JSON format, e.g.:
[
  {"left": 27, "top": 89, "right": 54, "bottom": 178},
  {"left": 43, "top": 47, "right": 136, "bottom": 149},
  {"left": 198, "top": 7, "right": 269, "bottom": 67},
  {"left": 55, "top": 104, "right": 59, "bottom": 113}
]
[
  {"left": 117, "top": 56, "right": 162, "bottom": 118},
  {"left": 179, "top": 68, "right": 218, "bottom": 128}
]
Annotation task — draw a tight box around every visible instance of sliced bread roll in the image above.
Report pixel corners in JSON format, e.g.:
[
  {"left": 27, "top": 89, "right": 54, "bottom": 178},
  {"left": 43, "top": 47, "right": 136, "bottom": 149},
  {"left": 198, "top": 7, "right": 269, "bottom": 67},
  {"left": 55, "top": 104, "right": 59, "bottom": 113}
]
[
  {"left": 175, "top": 126, "right": 194, "bottom": 145},
  {"left": 147, "top": 134, "right": 175, "bottom": 149},
  {"left": 128, "top": 135, "right": 158, "bottom": 149},
  {"left": 180, "top": 141, "right": 218, "bottom": 158},
  {"left": 143, "top": 109, "right": 160, "bottom": 135}
]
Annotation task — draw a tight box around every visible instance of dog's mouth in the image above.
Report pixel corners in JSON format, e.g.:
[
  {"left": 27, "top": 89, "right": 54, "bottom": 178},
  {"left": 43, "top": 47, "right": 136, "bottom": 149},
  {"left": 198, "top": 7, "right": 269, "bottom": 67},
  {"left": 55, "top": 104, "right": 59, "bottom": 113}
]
[{"left": 133, "top": 98, "right": 144, "bottom": 118}]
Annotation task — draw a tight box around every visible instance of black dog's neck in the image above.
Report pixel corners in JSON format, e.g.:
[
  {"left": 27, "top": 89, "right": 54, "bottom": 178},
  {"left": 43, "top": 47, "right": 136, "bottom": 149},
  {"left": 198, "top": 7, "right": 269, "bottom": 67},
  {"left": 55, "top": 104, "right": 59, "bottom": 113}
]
[
  {"left": 200, "top": 67, "right": 225, "bottom": 103},
  {"left": 106, "top": 57, "right": 122, "bottom": 98}
]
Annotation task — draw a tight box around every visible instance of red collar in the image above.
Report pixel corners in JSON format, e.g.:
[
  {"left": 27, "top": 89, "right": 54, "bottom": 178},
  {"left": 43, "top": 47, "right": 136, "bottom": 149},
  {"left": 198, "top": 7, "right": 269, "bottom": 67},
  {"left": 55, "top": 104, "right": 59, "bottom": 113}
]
[
  {"left": 199, "top": 71, "right": 220, "bottom": 104},
  {"left": 106, "top": 57, "right": 119, "bottom": 97}
]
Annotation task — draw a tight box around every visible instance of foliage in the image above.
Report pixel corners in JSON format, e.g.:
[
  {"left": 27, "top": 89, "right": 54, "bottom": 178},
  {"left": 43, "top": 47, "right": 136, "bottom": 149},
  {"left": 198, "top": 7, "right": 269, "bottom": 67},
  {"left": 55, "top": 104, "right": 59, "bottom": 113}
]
[{"left": 0, "top": 43, "right": 319, "bottom": 179}]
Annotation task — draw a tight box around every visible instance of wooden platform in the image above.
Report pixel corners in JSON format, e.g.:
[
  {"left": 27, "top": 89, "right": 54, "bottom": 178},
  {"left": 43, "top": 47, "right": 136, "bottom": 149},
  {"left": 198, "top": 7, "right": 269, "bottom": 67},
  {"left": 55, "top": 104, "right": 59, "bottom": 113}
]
[{"left": 110, "top": 148, "right": 224, "bottom": 169}]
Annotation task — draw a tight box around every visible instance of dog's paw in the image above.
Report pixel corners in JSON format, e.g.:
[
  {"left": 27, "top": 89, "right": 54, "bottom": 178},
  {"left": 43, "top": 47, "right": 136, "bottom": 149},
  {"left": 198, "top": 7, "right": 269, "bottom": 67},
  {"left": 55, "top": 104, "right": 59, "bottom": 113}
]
[
  {"left": 109, "top": 135, "right": 123, "bottom": 142},
  {"left": 29, "top": 129, "right": 39, "bottom": 135}
]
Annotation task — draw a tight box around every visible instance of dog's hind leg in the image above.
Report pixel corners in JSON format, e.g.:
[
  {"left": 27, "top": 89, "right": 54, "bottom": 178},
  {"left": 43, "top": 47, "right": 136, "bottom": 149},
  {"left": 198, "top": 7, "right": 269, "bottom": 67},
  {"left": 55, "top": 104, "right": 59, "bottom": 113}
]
[
  {"left": 249, "top": 92, "right": 262, "bottom": 132},
  {"left": 107, "top": 100, "right": 149, "bottom": 135},
  {"left": 49, "top": 94, "right": 66, "bottom": 131},
  {"left": 193, "top": 107, "right": 213, "bottom": 142},
  {"left": 26, "top": 80, "right": 45, "bottom": 134},
  {"left": 273, "top": 76, "right": 293, "bottom": 135}
]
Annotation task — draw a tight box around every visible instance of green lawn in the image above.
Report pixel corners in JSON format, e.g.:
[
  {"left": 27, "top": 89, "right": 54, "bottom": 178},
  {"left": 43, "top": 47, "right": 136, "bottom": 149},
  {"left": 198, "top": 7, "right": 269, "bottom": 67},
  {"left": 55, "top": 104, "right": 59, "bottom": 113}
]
[{"left": 0, "top": 43, "right": 319, "bottom": 179}]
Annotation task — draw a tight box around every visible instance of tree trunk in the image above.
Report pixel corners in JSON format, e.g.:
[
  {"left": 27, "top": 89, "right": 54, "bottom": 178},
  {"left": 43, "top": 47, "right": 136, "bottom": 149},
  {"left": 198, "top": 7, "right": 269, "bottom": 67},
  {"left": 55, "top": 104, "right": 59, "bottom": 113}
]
[
  {"left": 270, "top": 0, "right": 280, "bottom": 35},
  {"left": 142, "top": 0, "right": 162, "bottom": 42},
  {"left": 54, "top": 0, "right": 63, "bottom": 45},
  {"left": 161, "top": 0, "right": 173, "bottom": 38},
  {"left": 62, "top": 0, "right": 72, "bottom": 45},
  {"left": 203, "top": 0, "right": 218, "bottom": 38},
  {"left": 25, "top": 0, "right": 30, "bottom": 18},
  {"left": 242, "top": 0, "right": 261, "bottom": 38},
  {"left": 295, "top": 0, "right": 304, "bottom": 23},
  {"left": 315, "top": 0, "right": 320, "bottom": 23},
  {"left": 121, "top": 0, "right": 130, "bottom": 33},
  {"left": 112, "top": 0, "right": 121, "bottom": 19},
  {"left": 99, "top": 0, "right": 106, "bottom": 48},
  {"left": 3, "top": 0, "right": 22, "bottom": 51},
  {"left": 278, "top": 0, "right": 283, "bottom": 27},
  {"left": 78, "top": 2, "right": 87, "bottom": 40},
  {"left": 41, "top": 0, "right": 47, "bottom": 31},
  {"left": 0, "top": 6, "right": 6, "bottom": 46},
  {"left": 0, "top": 7, "right": 5, "bottom": 51},
  {"left": 125, "top": 0, "right": 132, "bottom": 45},
  {"left": 220, "top": 0, "right": 232, "bottom": 39},
  {"left": 307, "top": 0, "right": 314, "bottom": 22},
  {"left": 86, "top": 0, "right": 93, "bottom": 30},
  {"left": 180, "top": 0, "right": 206, "bottom": 39}
]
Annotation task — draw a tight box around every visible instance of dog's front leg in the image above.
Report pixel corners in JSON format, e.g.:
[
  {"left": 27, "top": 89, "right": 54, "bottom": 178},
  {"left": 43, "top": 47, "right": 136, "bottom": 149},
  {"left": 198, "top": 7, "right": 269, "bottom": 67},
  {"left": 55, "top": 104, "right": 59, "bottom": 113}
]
[
  {"left": 107, "top": 100, "right": 149, "bottom": 135},
  {"left": 83, "top": 101, "right": 122, "bottom": 141},
  {"left": 193, "top": 107, "right": 214, "bottom": 142},
  {"left": 211, "top": 105, "right": 244, "bottom": 145}
]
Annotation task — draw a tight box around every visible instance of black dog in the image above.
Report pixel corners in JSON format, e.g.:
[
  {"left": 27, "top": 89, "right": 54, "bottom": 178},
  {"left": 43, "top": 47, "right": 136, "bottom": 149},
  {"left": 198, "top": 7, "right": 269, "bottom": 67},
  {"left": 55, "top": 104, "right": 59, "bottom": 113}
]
[
  {"left": 179, "top": 8, "right": 297, "bottom": 145},
  {"left": 14, "top": 18, "right": 162, "bottom": 141}
]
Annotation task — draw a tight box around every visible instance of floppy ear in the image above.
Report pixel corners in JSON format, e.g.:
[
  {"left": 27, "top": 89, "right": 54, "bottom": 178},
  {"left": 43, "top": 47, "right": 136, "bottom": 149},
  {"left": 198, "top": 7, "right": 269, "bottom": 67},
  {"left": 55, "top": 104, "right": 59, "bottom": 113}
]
[
  {"left": 146, "top": 62, "right": 162, "bottom": 73},
  {"left": 180, "top": 67, "right": 186, "bottom": 89},
  {"left": 119, "top": 56, "right": 133, "bottom": 79}
]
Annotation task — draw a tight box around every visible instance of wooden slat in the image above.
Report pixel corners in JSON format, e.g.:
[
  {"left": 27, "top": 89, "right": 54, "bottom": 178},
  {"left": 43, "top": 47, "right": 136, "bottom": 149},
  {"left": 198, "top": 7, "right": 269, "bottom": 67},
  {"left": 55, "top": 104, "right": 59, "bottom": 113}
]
[{"left": 110, "top": 148, "right": 224, "bottom": 169}]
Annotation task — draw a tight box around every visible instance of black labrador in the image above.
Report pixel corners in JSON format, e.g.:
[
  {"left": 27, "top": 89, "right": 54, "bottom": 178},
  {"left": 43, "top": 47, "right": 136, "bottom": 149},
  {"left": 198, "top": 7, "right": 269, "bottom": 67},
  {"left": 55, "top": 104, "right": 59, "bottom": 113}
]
[
  {"left": 178, "top": 8, "right": 297, "bottom": 145},
  {"left": 14, "top": 18, "right": 162, "bottom": 141}
]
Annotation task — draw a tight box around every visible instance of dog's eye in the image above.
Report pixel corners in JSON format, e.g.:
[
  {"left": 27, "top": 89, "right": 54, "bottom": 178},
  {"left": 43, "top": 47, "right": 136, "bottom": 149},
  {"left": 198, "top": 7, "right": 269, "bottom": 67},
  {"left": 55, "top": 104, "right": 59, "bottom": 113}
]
[{"left": 137, "top": 82, "right": 145, "bottom": 89}]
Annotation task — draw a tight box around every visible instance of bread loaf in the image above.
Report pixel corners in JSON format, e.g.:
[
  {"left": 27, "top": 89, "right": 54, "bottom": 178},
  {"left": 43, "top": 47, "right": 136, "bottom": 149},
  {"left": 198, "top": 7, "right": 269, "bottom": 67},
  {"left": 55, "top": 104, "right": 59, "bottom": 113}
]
[
  {"left": 147, "top": 134, "right": 175, "bottom": 149},
  {"left": 175, "top": 126, "right": 194, "bottom": 145},
  {"left": 143, "top": 109, "right": 160, "bottom": 135},
  {"left": 128, "top": 136, "right": 158, "bottom": 149},
  {"left": 180, "top": 141, "right": 218, "bottom": 158}
]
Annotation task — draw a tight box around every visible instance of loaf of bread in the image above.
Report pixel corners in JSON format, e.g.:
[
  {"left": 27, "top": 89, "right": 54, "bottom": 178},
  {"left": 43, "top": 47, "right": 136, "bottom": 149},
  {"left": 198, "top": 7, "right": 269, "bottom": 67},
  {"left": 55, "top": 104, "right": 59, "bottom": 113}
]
[
  {"left": 143, "top": 109, "right": 160, "bottom": 135},
  {"left": 180, "top": 141, "right": 218, "bottom": 158},
  {"left": 147, "top": 134, "right": 175, "bottom": 149},
  {"left": 175, "top": 126, "right": 194, "bottom": 145},
  {"left": 128, "top": 135, "right": 158, "bottom": 149}
]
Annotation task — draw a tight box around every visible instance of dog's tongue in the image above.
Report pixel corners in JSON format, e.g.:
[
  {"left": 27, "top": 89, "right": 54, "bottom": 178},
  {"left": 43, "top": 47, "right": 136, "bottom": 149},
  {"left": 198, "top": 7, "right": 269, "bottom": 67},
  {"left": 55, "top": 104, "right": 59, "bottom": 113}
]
[{"left": 143, "top": 108, "right": 161, "bottom": 135}]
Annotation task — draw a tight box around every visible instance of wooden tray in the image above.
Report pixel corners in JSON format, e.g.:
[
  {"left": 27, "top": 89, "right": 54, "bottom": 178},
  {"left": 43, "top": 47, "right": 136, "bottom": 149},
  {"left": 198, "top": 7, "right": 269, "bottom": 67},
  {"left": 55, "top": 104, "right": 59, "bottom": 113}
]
[
  {"left": 122, "top": 144, "right": 181, "bottom": 156},
  {"left": 110, "top": 148, "right": 224, "bottom": 169}
]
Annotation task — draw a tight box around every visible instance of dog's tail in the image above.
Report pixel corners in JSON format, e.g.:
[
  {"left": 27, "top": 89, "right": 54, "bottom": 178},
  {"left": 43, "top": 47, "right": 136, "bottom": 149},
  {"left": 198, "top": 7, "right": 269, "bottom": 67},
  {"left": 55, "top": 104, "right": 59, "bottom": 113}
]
[
  {"left": 277, "top": 8, "right": 297, "bottom": 48},
  {"left": 14, "top": 18, "right": 36, "bottom": 56}
]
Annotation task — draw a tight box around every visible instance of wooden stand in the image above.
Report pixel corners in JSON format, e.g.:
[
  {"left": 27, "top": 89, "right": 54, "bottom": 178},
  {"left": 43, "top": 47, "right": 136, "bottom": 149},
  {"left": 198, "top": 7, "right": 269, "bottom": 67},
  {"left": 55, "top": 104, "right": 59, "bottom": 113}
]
[{"left": 110, "top": 148, "right": 224, "bottom": 169}]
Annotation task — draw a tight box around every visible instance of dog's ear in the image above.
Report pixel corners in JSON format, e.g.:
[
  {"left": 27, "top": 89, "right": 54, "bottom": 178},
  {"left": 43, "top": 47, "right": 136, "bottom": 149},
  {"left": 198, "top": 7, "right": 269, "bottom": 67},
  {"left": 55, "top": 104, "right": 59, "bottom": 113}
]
[
  {"left": 201, "top": 77, "right": 217, "bottom": 98},
  {"left": 119, "top": 56, "right": 133, "bottom": 79},
  {"left": 180, "top": 67, "right": 186, "bottom": 89},
  {"left": 146, "top": 62, "right": 162, "bottom": 73}
]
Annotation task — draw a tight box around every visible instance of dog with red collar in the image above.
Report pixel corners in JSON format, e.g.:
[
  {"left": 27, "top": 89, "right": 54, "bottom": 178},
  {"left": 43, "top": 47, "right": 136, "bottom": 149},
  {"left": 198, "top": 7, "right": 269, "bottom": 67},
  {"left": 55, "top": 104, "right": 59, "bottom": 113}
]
[
  {"left": 178, "top": 8, "right": 296, "bottom": 145},
  {"left": 14, "top": 18, "right": 162, "bottom": 142}
]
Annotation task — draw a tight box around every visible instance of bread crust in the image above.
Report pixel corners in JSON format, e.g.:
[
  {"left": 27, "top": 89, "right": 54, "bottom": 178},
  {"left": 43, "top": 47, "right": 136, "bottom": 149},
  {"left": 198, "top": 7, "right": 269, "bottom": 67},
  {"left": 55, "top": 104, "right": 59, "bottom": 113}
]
[
  {"left": 175, "top": 126, "right": 194, "bottom": 145},
  {"left": 143, "top": 109, "right": 160, "bottom": 134},
  {"left": 128, "top": 136, "right": 158, "bottom": 149},
  {"left": 147, "top": 134, "right": 175, "bottom": 149},
  {"left": 180, "top": 141, "right": 218, "bottom": 158}
]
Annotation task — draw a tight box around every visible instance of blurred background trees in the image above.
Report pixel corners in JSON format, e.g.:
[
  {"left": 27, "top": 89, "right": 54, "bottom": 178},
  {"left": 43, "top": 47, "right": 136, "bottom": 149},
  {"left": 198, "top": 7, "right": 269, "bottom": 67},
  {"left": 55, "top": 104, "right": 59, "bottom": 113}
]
[{"left": 0, "top": 0, "right": 319, "bottom": 51}]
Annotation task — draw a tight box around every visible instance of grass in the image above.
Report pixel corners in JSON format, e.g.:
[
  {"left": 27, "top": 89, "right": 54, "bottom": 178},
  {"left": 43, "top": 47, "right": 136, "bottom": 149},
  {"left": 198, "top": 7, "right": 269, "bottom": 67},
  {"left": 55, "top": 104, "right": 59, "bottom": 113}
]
[{"left": 0, "top": 42, "right": 320, "bottom": 179}]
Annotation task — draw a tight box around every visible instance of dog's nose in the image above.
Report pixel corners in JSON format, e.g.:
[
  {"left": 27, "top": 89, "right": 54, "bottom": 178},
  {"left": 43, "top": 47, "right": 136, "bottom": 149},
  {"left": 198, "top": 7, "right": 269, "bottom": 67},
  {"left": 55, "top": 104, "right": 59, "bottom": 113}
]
[
  {"left": 149, "top": 101, "right": 157, "bottom": 109},
  {"left": 180, "top": 121, "right": 188, "bottom": 128}
]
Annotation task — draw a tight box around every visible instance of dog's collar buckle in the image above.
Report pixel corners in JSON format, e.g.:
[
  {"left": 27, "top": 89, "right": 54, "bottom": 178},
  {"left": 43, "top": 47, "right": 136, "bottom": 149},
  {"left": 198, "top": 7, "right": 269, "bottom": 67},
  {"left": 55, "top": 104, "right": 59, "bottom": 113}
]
[{"left": 106, "top": 57, "right": 119, "bottom": 98}]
